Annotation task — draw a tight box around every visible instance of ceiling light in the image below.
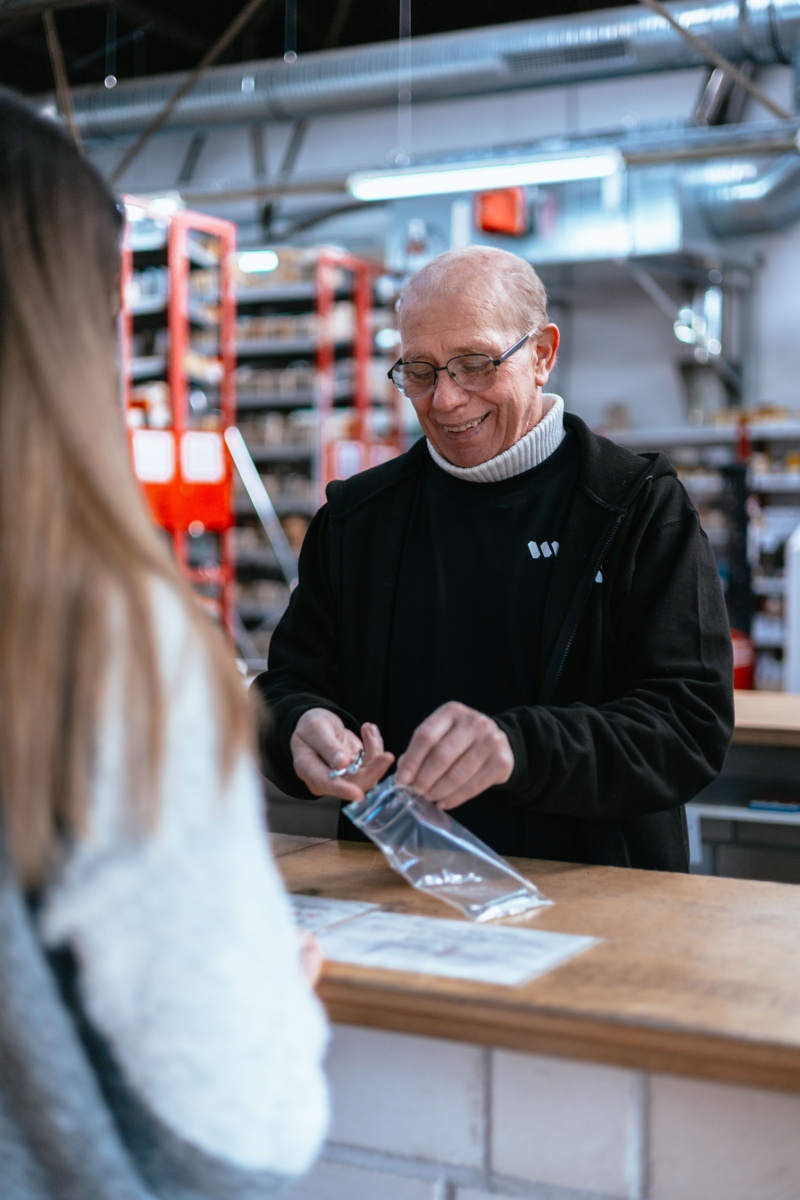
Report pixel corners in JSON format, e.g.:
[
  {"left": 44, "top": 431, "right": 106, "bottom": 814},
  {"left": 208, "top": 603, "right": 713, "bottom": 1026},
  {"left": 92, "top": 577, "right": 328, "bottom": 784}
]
[
  {"left": 238, "top": 249, "right": 280, "bottom": 273},
  {"left": 147, "top": 194, "right": 183, "bottom": 217},
  {"left": 347, "top": 151, "right": 624, "bottom": 201}
]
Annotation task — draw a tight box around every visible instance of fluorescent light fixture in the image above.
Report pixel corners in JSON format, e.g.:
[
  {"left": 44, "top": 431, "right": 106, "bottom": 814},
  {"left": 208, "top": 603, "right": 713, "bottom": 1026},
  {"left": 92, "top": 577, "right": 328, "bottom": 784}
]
[
  {"left": 238, "top": 249, "right": 280, "bottom": 273},
  {"left": 124, "top": 202, "right": 147, "bottom": 222},
  {"left": 347, "top": 151, "right": 624, "bottom": 201},
  {"left": 147, "top": 194, "right": 183, "bottom": 217}
]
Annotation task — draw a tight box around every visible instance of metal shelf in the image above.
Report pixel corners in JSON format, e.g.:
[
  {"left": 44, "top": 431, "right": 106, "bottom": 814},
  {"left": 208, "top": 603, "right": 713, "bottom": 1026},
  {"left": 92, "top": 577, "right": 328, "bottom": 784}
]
[
  {"left": 236, "top": 282, "right": 317, "bottom": 303},
  {"left": 234, "top": 548, "right": 282, "bottom": 570},
  {"left": 613, "top": 422, "right": 800, "bottom": 450},
  {"left": 750, "top": 473, "right": 800, "bottom": 492},
  {"left": 235, "top": 495, "right": 316, "bottom": 519},
  {"left": 236, "top": 601, "right": 288, "bottom": 626},
  {"left": 752, "top": 576, "right": 787, "bottom": 596},
  {"left": 129, "top": 230, "right": 220, "bottom": 269},
  {"left": 680, "top": 473, "right": 722, "bottom": 498},
  {"left": 236, "top": 391, "right": 316, "bottom": 410},
  {"left": 130, "top": 355, "right": 167, "bottom": 380},
  {"left": 130, "top": 295, "right": 167, "bottom": 316},
  {"left": 248, "top": 444, "right": 315, "bottom": 464},
  {"left": 236, "top": 337, "right": 317, "bottom": 357}
]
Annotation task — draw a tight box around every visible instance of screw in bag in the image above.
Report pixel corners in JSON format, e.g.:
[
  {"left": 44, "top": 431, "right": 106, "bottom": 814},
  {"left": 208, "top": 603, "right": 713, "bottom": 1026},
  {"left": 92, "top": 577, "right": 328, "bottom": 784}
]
[{"left": 328, "top": 748, "right": 365, "bottom": 779}]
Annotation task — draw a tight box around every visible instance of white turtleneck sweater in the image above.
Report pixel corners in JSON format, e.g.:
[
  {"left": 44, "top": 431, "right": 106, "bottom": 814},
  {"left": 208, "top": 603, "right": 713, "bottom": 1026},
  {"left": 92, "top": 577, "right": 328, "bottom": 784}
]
[{"left": 426, "top": 393, "right": 565, "bottom": 483}]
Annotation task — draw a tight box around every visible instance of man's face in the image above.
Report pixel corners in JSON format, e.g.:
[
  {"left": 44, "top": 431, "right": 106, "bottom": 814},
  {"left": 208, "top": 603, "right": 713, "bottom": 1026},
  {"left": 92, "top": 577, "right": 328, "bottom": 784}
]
[{"left": 397, "top": 283, "right": 557, "bottom": 469}]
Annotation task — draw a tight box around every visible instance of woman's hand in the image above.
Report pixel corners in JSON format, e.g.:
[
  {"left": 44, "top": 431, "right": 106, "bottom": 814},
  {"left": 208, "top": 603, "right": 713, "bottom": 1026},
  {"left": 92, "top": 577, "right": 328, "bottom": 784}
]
[{"left": 298, "top": 932, "right": 324, "bottom": 988}]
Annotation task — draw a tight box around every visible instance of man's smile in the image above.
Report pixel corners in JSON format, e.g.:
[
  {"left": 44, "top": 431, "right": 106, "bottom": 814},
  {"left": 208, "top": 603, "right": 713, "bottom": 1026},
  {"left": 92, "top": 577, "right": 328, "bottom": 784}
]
[{"left": 438, "top": 413, "right": 489, "bottom": 434}]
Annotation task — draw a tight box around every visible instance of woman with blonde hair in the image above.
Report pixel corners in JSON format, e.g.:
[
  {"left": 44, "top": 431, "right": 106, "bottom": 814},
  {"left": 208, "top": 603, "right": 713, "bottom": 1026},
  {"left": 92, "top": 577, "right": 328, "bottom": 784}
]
[{"left": 0, "top": 87, "right": 328, "bottom": 1198}]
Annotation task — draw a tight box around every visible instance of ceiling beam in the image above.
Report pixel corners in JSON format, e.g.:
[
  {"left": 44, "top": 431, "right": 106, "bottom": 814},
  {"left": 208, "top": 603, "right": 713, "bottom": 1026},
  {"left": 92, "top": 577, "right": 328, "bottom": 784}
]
[
  {"left": 0, "top": 28, "right": 49, "bottom": 54},
  {"left": 42, "top": 8, "right": 82, "bottom": 148},
  {"left": 109, "top": 0, "right": 278, "bottom": 184},
  {"left": 321, "top": 0, "right": 355, "bottom": 49},
  {"left": 0, "top": 0, "right": 209, "bottom": 59},
  {"left": 106, "top": 0, "right": 208, "bottom": 56},
  {"left": 0, "top": 0, "right": 102, "bottom": 19},
  {"left": 636, "top": 0, "right": 792, "bottom": 122}
]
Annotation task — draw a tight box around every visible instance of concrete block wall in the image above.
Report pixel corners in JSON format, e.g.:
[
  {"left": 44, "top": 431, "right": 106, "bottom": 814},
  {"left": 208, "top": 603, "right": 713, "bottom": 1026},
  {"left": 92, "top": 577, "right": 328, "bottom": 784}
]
[{"left": 287, "top": 1025, "right": 800, "bottom": 1200}]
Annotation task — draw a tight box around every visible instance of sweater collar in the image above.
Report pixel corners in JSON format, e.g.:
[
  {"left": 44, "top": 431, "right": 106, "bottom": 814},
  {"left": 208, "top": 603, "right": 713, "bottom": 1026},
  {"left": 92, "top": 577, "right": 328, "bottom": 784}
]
[{"left": 426, "top": 394, "right": 565, "bottom": 483}]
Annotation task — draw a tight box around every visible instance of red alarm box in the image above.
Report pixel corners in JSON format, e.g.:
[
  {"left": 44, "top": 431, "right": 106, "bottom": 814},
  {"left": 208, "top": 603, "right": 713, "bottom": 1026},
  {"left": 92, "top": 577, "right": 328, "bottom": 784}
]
[{"left": 475, "top": 187, "right": 528, "bottom": 236}]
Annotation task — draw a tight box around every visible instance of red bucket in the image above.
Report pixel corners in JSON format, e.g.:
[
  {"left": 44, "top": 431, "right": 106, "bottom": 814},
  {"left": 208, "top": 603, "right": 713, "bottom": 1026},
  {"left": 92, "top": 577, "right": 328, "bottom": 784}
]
[{"left": 731, "top": 627, "right": 754, "bottom": 690}]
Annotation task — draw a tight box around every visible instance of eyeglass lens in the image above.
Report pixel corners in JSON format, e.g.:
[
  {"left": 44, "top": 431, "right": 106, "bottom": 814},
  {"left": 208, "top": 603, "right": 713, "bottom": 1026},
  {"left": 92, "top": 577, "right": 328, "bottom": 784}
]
[{"left": 392, "top": 354, "right": 494, "bottom": 399}]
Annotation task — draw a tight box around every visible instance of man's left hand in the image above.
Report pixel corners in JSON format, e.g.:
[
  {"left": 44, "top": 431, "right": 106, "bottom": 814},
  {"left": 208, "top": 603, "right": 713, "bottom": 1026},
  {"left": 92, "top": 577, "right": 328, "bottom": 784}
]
[{"left": 394, "top": 701, "right": 514, "bottom": 810}]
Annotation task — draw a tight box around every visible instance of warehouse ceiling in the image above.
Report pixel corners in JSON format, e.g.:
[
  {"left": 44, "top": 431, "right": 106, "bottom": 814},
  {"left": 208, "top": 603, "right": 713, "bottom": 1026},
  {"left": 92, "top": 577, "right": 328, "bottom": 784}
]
[{"left": 0, "top": 0, "right": 639, "bottom": 96}]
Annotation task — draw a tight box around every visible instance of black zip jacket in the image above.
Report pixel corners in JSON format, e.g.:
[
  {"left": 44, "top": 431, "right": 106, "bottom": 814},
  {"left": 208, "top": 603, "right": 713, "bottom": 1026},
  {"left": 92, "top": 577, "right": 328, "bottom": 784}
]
[{"left": 256, "top": 414, "right": 734, "bottom": 871}]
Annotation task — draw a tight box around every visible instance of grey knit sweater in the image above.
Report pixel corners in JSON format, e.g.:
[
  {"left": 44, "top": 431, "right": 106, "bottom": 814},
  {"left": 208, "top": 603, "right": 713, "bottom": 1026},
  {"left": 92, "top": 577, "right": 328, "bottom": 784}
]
[{"left": 0, "top": 581, "right": 328, "bottom": 1198}]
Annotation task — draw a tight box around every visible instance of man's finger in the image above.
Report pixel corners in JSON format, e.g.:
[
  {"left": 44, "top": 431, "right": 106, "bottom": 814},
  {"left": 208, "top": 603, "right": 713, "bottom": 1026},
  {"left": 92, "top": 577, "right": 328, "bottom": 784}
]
[
  {"left": 294, "top": 709, "right": 357, "bottom": 767},
  {"left": 395, "top": 705, "right": 459, "bottom": 786}
]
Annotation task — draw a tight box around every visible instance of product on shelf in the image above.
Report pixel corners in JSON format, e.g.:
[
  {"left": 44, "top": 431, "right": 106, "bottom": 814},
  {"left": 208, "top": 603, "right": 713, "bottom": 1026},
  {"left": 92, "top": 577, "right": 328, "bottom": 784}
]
[
  {"left": 229, "top": 246, "right": 404, "bottom": 667},
  {"left": 615, "top": 419, "right": 800, "bottom": 691}
]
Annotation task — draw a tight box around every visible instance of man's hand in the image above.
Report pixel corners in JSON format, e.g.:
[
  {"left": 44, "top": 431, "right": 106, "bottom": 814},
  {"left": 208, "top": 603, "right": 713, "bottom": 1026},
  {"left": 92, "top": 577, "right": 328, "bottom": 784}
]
[
  {"left": 290, "top": 708, "right": 394, "bottom": 802},
  {"left": 394, "top": 701, "right": 514, "bottom": 810}
]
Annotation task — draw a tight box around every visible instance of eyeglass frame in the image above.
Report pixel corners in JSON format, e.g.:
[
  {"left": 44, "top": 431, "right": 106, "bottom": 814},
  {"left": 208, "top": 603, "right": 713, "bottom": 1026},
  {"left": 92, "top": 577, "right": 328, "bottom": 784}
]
[{"left": 387, "top": 329, "right": 538, "bottom": 399}]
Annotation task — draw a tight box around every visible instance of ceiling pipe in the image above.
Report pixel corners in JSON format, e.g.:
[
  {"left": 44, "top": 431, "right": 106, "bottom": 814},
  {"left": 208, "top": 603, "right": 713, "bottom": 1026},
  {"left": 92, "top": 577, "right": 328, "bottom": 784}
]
[
  {"left": 59, "top": 0, "right": 800, "bottom": 137},
  {"left": 171, "top": 117, "right": 800, "bottom": 191},
  {"left": 698, "top": 149, "right": 800, "bottom": 233}
]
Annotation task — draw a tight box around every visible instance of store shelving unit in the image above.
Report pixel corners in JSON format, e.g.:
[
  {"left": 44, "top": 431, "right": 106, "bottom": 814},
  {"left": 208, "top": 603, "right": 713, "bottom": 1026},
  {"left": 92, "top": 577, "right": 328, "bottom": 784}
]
[
  {"left": 612, "top": 417, "right": 800, "bottom": 690},
  {"left": 232, "top": 246, "right": 402, "bottom": 666},
  {"left": 121, "top": 199, "right": 237, "bottom": 632}
]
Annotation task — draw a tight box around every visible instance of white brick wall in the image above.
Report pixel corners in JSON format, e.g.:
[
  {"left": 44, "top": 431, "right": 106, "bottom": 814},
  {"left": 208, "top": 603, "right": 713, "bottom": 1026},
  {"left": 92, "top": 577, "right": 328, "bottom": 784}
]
[
  {"left": 492, "top": 1052, "right": 642, "bottom": 1196},
  {"left": 325, "top": 1025, "right": 485, "bottom": 1166},
  {"left": 287, "top": 1024, "right": 800, "bottom": 1200},
  {"left": 650, "top": 1074, "right": 800, "bottom": 1200},
  {"left": 288, "top": 1158, "right": 442, "bottom": 1200}
]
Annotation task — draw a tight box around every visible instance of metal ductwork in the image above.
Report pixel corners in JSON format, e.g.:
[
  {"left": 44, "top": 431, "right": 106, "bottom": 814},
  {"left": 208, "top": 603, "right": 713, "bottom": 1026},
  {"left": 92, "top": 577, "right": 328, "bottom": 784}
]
[
  {"left": 66, "top": 0, "right": 800, "bottom": 137},
  {"left": 699, "top": 148, "right": 800, "bottom": 233}
]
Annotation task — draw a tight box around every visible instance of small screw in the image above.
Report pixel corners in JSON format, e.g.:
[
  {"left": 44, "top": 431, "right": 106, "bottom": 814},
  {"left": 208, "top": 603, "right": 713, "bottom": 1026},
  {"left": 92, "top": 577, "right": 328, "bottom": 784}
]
[{"left": 328, "top": 749, "right": 365, "bottom": 779}]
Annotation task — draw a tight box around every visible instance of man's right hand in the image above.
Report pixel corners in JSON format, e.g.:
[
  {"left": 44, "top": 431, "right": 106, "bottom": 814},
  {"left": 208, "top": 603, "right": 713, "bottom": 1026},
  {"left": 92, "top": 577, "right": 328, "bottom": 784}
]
[{"left": 290, "top": 708, "right": 394, "bottom": 802}]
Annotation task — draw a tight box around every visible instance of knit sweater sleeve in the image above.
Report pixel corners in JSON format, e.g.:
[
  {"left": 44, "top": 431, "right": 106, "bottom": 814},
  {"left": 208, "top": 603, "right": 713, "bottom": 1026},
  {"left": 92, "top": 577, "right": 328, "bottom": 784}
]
[{"left": 38, "top": 581, "right": 329, "bottom": 1182}]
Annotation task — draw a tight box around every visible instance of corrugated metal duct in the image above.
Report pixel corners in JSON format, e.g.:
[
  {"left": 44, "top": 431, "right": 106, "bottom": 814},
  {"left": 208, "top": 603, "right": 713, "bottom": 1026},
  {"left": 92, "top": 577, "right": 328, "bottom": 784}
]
[
  {"left": 700, "top": 149, "right": 800, "bottom": 233},
  {"left": 67, "top": 0, "right": 800, "bottom": 138}
]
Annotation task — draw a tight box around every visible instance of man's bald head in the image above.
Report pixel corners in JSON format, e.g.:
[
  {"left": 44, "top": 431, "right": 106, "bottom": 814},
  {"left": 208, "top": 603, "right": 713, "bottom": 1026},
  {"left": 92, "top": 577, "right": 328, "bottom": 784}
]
[{"left": 397, "top": 246, "right": 549, "bottom": 337}]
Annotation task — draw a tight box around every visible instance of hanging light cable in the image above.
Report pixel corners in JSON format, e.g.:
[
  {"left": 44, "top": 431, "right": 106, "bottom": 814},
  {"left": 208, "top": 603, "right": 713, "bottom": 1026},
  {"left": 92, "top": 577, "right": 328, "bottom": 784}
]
[
  {"left": 284, "top": 0, "right": 297, "bottom": 64},
  {"left": 389, "top": 0, "right": 413, "bottom": 168}
]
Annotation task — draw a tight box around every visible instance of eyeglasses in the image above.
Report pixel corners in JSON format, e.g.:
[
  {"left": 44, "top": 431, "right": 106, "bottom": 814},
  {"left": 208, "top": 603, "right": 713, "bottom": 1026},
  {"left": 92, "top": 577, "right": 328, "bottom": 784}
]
[{"left": 387, "top": 330, "right": 536, "bottom": 401}]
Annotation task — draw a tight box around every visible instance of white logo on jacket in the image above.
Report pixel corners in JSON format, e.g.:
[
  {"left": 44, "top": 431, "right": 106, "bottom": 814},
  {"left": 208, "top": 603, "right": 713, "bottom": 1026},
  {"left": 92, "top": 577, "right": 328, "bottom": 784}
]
[{"left": 527, "top": 540, "right": 559, "bottom": 560}]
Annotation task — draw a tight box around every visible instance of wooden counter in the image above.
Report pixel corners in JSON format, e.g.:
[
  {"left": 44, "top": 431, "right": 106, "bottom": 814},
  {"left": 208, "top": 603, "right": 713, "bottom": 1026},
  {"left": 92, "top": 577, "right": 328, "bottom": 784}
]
[
  {"left": 733, "top": 687, "right": 800, "bottom": 746},
  {"left": 277, "top": 838, "right": 800, "bottom": 1095}
]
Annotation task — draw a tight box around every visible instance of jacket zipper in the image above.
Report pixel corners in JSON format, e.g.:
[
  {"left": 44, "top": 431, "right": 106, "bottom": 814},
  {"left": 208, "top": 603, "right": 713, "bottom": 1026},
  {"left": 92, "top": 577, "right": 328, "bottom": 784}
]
[{"left": 548, "top": 473, "right": 655, "bottom": 700}]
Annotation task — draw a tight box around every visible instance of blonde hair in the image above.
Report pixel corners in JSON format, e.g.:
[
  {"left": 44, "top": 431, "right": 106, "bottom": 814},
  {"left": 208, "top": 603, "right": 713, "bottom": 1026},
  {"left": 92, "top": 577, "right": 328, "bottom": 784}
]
[
  {"left": 0, "top": 89, "right": 251, "bottom": 887},
  {"left": 398, "top": 245, "right": 549, "bottom": 334}
]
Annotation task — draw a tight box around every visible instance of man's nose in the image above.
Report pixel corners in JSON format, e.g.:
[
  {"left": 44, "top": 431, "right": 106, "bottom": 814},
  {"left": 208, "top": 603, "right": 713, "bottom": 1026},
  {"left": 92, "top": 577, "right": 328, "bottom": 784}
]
[{"left": 430, "top": 369, "right": 468, "bottom": 410}]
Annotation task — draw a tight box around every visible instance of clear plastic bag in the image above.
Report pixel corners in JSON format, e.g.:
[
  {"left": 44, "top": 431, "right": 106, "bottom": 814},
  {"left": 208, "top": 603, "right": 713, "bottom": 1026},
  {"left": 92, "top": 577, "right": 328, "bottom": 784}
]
[{"left": 344, "top": 777, "right": 552, "bottom": 922}]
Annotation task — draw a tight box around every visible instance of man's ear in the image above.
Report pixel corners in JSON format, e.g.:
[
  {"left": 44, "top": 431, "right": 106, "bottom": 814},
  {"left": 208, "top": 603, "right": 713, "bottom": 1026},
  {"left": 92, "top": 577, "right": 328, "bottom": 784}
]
[{"left": 533, "top": 324, "right": 559, "bottom": 384}]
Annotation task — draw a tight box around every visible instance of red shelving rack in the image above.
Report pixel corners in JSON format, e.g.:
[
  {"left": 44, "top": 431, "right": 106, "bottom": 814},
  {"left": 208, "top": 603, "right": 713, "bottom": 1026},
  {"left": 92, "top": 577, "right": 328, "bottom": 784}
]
[
  {"left": 315, "top": 248, "right": 403, "bottom": 503},
  {"left": 120, "top": 200, "right": 237, "bottom": 633}
]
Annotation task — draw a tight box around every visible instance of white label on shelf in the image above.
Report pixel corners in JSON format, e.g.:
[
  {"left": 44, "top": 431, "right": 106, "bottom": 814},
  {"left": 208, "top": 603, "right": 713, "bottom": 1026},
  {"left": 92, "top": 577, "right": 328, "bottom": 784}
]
[
  {"left": 181, "top": 431, "right": 225, "bottom": 483},
  {"left": 132, "top": 429, "right": 174, "bottom": 483}
]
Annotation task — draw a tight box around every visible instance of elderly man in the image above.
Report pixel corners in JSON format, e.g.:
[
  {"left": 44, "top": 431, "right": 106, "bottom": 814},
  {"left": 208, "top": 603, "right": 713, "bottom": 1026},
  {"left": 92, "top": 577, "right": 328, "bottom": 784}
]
[{"left": 254, "top": 245, "right": 734, "bottom": 870}]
